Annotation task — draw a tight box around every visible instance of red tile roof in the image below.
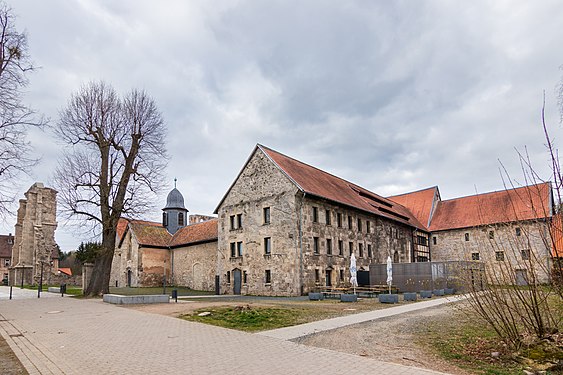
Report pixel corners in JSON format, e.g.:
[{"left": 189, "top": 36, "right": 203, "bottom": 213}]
[
  {"left": 258, "top": 145, "right": 426, "bottom": 230},
  {"left": 170, "top": 219, "right": 218, "bottom": 247},
  {"left": 388, "top": 187, "right": 439, "bottom": 230},
  {"left": 58, "top": 268, "right": 72, "bottom": 276},
  {"left": 129, "top": 220, "right": 172, "bottom": 248},
  {"left": 430, "top": 183, "right": 552, "bottom": 231},
  {"left": 0, "top": 234, "right": 13, "bottom": 258},
  {"left": 117, "top": 218, "right": 130, "bottom": 241}
]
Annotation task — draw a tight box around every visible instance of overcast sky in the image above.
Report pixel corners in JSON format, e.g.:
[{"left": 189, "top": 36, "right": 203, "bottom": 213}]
[{"left": 3, "top": 0, "right": 563, "bottom": 252}]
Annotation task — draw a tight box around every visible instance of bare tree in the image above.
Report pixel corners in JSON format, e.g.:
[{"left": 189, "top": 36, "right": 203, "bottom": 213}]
[
  {"left": 0, "top": 1, "right": 44, "bottom": 215},
  {"left": 54, "top": 81, "right": 167, "bottom": 296}
]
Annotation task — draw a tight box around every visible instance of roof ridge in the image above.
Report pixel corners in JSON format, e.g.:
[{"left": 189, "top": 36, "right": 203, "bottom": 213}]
[
  {"left": 387, "top": 186, "right": 438, "bottom": 198},
  {"left": 439, "top": 182, "right": 549, "bottom": 203}
]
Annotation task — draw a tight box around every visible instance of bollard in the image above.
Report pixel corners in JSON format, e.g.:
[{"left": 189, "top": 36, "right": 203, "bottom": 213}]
[
  {"left": 172, "top": 289, "right": 178, "bottom": 303},
  {"left": 9, "top": 285, "right": 12, "bottom": 300}
]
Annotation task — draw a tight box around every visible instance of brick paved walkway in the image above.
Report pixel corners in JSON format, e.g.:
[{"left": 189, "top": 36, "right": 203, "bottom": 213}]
[{"left": 0, "top": 291, "right": 451, "bottom": 375}]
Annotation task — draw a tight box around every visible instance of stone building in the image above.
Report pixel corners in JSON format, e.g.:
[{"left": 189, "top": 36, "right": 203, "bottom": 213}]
[
  {"left": 214, "top": 145, "right": 430, "bottom": 296},
  {"left": 0, "top": 234, "right": 14, "bottom": 283},
  {"left": 389, "top": 183, "right": 554, "bottom": 284},
  {"left": 9, "top": 183, "right": 59, "bottom": 286},
  {"left": 110, "top": 186, "right": 217, "bottom": 289}
]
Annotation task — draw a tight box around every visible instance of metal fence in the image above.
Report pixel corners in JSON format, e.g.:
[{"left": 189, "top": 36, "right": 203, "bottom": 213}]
[{"left": 369, "top": 261, "right": 485, "bottom": 292}]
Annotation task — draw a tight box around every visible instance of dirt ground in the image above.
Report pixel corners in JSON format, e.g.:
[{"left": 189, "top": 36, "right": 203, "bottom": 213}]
[
  {"left": 0, "top": 335, "right": 28, "bottom": 375},
  {"left": 126, "top": 296, "right": 467, "bottom": 374}
]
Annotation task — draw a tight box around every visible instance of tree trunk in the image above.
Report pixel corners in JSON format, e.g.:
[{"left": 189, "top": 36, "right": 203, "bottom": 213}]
[{"left": 84, "top": 232, "right": 116, "bottom": 296}]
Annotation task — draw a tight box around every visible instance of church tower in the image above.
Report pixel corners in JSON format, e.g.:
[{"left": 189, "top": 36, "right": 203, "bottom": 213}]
[{"left": 162, "top": 180, "right": 189, "bottom": 235}]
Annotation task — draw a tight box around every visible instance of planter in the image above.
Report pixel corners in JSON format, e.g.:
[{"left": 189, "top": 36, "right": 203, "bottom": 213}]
[
  {"left": 419, "top": 290, "right": 433, "bottom": 298},
  {"left": 308, "top": 292, "right": 324, "bottom": 301},
  {"left": 340, "top": 294, "right": 358, "bottom": 302},
  {"left": 403, "top": 292, "right": 417, "bottom": 301},
  {"left": 433, "top": 289, "right": 445, "bottom": 296},
  {"left": 444, "top": 288, "right": 455, "bottom": 295},
  {"left": 379, "top": 294, "right": 399, "bottom": 304}
]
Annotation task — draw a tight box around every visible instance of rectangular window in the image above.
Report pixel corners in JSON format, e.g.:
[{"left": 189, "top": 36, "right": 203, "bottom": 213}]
[
  {"left": 337, "top": 213, "right": 342, "bottom": 228},
  {"left": 178, "top": 212, "right": 184, "bottom": 226},
  {"left": 471, "top": 252, "right": 480, "bottom": 261},
  {"left": 265, "top": 270, "right": 271, "bottom": 284},
  {"left": 263, "top": 207, "right": 271, "bottom": 224},
  {"left": 521, "top": 249, "right": 530, "bottom": 260},
  {"left": 312, "top": 207, "right": 318, "bottom": 223},
  {"left": 339, "top": 269, "right": 344, "bottom": 281},
  {"left": 357, "top": 218, "right": 362, "bottom": 232},
  {"left": 264, "top": 237, "right": 271, "bottom": 255},
  {"left": 230, "top": 242, "right": 236, "bottom": 258},
  {"left": 515, "top": 227, "right": 521, "bottom": 236},
  {"left": 325, "top": 210, "right": 331, "bottom": 225},
  {"left": 433, "top": 236, "right": 437, "bottom": 245},
  {"left": 348, "top": 215, "right": 353, "bottom": 229},
  {"left": 315, "top": 269, "right": 320, "bottom": 283},
  {"left": 243, "top": 271, "right": 248, "bottom": 284},
  {"left": 367, "top": 244, "right": 372, "bottom": 258},
  {"left": 237, "top": 241, "right": 243, "bottom": 257},
  {"left": 366, "top": 221, "right": 371, "bottom": 233},
  {"left": 495, "top": 251, "right": 504, "bottom": 261},
  {"left": 338, "top": 240, "right": 343, "bottom": 256},
  {"left": 326, "top": 239, "right": 332, "bottom": 255},
  {"left": 313, "top": 237, "right": 320, "bottom": 254},
  {"left": 465, "top": 233, "right": 470, "bottom": 241},
  {"left": 489, "top": 231, "right": 494, "bottom": 239},
  {"left": 358, "top": 243, "right": 364, "bottom": 257},
  {"left": 237, "top": 214, "right": 242, "bottom": 229},
  {"left": 230, "top": 215, "right": 235, "bottom": 230},
  {"left": 226, "top": 271, "right": 231, "bottom": 284},
  {"left": 349, "top": 242, "right": 353, "bottom": 256},
  {"left": 4, "top": 259, "right": 10, "bottom": 267}
]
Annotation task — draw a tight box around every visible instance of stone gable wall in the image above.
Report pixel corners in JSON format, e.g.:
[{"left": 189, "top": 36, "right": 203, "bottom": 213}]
[{"left": 431, "top": 221, "right": 551, "bottom": 284}]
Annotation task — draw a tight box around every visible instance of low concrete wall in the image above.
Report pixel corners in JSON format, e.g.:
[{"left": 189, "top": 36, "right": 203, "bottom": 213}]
[
  {"left": 47, "top": 287, "right": 61, "bottom": 293},
  {"left": 103, "top": 294, "right": 169, "bottom": 305}
]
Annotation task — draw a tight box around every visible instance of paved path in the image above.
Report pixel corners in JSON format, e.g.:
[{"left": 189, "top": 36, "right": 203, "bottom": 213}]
[
  {"left": 0, "top": 286, "right": 60, "bottom": 300},
  {"left": 259, "top": 295, "right": 467, "bottom": 340},
  {"left": 0, "top": 289, "right": 452, "bottom": 375}
]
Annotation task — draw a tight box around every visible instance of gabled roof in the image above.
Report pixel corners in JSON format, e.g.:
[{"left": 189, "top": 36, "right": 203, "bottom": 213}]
[
  {"left": 257, "top": 145, "right": 426, "bottom": 230},
  {"left": 388, "top": 186, "right": 440, "bottom": 230},
  {"left": 0, "top": 234, "right": 13, "bottom": 258},
  {"left": 58, "top": 268, "right": 72, "bottom": 276},
  {"left": 430, "top": 182, "right": 552, "bottom": 231},
  {"left": 117, "top": 218, "right": 218, "bottom": 249}
]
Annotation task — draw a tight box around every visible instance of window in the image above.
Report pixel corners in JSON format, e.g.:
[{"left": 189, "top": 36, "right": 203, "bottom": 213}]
[
  {"left": 433, "top": 236, "right": 437, "bottom": 245},
  {"left": 229, "top": 215, "right": 235, "bottom": 230},
  {"left": 237, "top": 241, "right": 243, "bottom": 257},
  {"left": 313, "top": 237, "right": 320, "bottom": 254},
  {"left": 338, "top": 240, "right": 343, "bottom": 256},
  {"left": 325, "top": 210, "right": 331, "bottom": 225},
  {"left": 162, "top": 212, "right": 168, "bottom": 226},
  {"left": 367, "top": 244, "right": 372, "bottom": 258},
  {"left": 230, "top": 242, "right": 236, "bottom": 258},
  {"left": 348, "top": 215, "right": 353, "bottom": 229},
  {"left": 515, "top": 227, "right": 521, "bottom": 236},
  {"left": 366, "top": 221, "right": 371, "bottom": 233},
  {"left": 471, "top": 252, "right": 480, "bottom": 261},
  {"left": 178, "top": 212, "right": 184, "bottom": 226},
  {"left": 315, "top": 269, "right": 320, "bottom": 283},
  {"left": 4, "top": 259, "right": 10, "bottom": 267},
  {"left": 417, "top": 235, "right": 428, "bottom": 246},
  {"left": 326, "top": 239, "right": 332, "bottom": 255},
  {"left": 226, "top": 271, "right": 231, "bottom": 284},
  {"left": 237, "top": 214, "right": 242, "bottom": 229},
  {"left": 349, "top": 242, "right": 353, "bottom": 256},
  {"left": 325, "top": 270, "right": 332, "bottom": 286},
  {"left": 265, "top": 270, "right": 271, "bottom": 284},
  {"left": 357, "top": 218, "right": 362, "bottom": 232},
  {"left": 264, "top": 237, "right": 271, "bottom": 255},
  {"left": 495, "top": 251, "right": 504, "bottom": 261},
  {"left": 7, "top": 237, "right": 13, "bottom": 245},
  {"left": 263, "top": 207, "right": 271, "bottom": 224},
  {"left": 339, "top": 269, "right": 344, "bottom": 281},
  {"left": 312, "top": 207, "right": 318, "bottom": 223},
  {"left": 521, "top": 249, "right": 530, "bottom": 260},
  {"left": 243, "top": 271, "right": 248, "bottom": 284},
  {"left": 358, "top": 243, "right": 364, "bottom": 258},
  {"left": 393, "top": 251, "right": 399, "bottom": 263},
  {"left": 464, "top": 233, "right": 470, "bottom": 241},
  {"left": 489, "top": 231, "right": 494, "bottom": 239},
  {"left": 337, "top": 213, "right": 342, "bottom": 228}
]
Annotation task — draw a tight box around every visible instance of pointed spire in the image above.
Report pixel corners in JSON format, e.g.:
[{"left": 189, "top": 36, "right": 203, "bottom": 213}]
[{"left": 174, "top": 177, "right": 177, "bottom": 188}]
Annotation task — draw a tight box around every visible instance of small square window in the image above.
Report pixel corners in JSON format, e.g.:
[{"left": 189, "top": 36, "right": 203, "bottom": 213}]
[
  {"left": 489, "top": 231, "right": 494, "bottom": 239},
  {"left": 495, "top": 251, "right": 504, "bottom": 261},
  {"left": 237, "top": 241, "right": 243, "bottom": 257},
  {"left": 465, "top": 233, "right": 470, "bottom": 241},
  {"left": 312, "top": 207, "right": 318, "bottom": 223},
  {"left": 521, "top": 249, "right": 530, "bottom": 260},
  {"left": 326, "top": 238, "right": 332, "bottom": 255},
  {"left": 264, "top": 237, "right": 271, "bottom": 255},
  {"left": 263, "top": 207, "right": 271, "bottom": 224},
  {"left": 4, "top": 259, "right": 10, "bottom": 267},
  {"left": 325, "top": 210, "right": 331, "bottom": 225},
  {"left": 515, "top": 227, "right": 521, "bottom": 236},
  {"left": 338, "top": 240, "right": 343, "bottom": 256},
  {"left": 471, "top": 252, "right": 480, "bottom": 261},
  {"left": 337, "top": 213, "right": 342, "bottom": 228},
  {"left": 265, "top": 270, "right": 271, "bottom": 284}
]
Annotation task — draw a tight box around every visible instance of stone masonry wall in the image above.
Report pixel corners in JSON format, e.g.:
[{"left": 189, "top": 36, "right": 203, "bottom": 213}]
[
  {"left": 172, "top": 241, "right": 217, "bottom": 291},
  {"left": 138, "top": 247, "right": 170, "bottom": 287},
  {"left": 431, "top": 221, "right": 551, "bottom": 284}
]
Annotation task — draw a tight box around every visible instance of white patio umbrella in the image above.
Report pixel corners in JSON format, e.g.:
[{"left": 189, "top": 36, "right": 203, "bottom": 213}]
[
  {"left": 386, "top": 255, "right": 393, "bottom": 294},
  {"left": 349, "top": 253, "right": 358, "bottom": 294}
]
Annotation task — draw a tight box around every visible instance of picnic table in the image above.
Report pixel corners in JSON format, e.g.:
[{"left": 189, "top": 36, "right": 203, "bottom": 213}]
[{"left": 317, "top": 285, "right": 399, "bottom": 299}]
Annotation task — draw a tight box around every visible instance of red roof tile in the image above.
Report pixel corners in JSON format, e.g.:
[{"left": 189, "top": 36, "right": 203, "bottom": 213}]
[
  {"left": 129, "top": 220, "right": 171, "bottom": 248},
  {"left": 388, "top": 187, "right": 439, "bottom": 230},
  {"left": 117, "top": 218, "right": 130, "bottom": 241},
  {"left": 58, "top": 268, "right": 72, "bottom": 276},
  {"left": 170, "top": 219, "right": 218, "bottom": 247},
  {"left": 0, "top": 234, "right": 13, "bottom": 258},
  {"left": 430, "top": 183, "right": 552, "bottom": 231},
  {"left": 259, "top": 145, "right": 426, "bottom": 230},
  {"left": 551, "top": 214, "right": 563, "bottom": 258}
]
